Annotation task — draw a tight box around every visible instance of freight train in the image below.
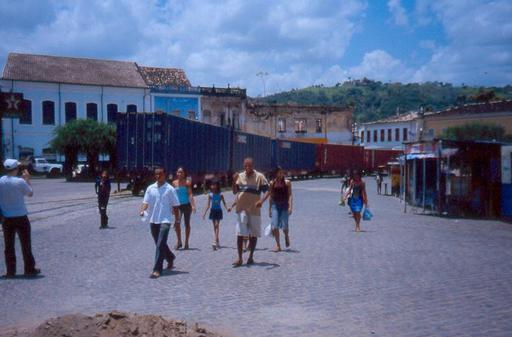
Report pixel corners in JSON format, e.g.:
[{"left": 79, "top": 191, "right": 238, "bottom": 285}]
[{"left": 116, "top": 112, "right": 401, "bottom": 194}]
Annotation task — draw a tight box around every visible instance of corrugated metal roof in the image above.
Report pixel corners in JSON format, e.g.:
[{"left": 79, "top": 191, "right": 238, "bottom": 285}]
[{"left": 2, "top": 53, "right": 148, "bottom": 88}]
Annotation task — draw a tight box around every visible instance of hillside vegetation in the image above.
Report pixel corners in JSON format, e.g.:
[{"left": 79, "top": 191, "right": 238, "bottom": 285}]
[{"left": 260, "top": 79, "right": 512, "bottom": 122}]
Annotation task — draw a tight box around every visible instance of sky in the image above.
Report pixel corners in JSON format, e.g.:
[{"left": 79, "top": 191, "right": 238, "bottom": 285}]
[{"left": 0, "top": 0, "right": 511, "bottom": 96}]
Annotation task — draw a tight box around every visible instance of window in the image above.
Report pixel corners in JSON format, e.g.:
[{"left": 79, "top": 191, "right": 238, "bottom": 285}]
[
  {"left": 19, "top": 99, "right": 32, "bottom": 124},
  {"left": 107, "top": 104, "right": 117, "bottom": 124},
  {"left": 380, "top": 129, "right": 385, "bottom": 142},
  {"left": 367, "top": 130, "right": 371, "bottom": 143},
  {"left": 395, "top": 128, "right": 400, "bottom": 141},
  {"left": 403, "top": 128, "right": 408, "bottom": 141},
  {"left": 86, "top": 103, "right": 98, "bottom": 120},
  {"left": 373, "top": 130, "right": 378, "bottom": 142},
  {"left": 387, "top": 129, "right": 392, "bottom": 142},
  {"left": 65, "top": 102, "right": 76, "bottom": 123},
  {"left": 126, "top": 104, "right": 137, "bottom": 113},
  {"left": 203, "top": 110, "right": 211, "bottom": 123},
  {"left": 315, "top": 119, "right": 323, "bottom": 133},
  {"left": 360, "top": 131, "right": 364, "bottom": 143},
  {"left": 42, "top": 100, "right": 55, "bottom": 125},
  {"left": 295, "top": 119, "right": 307, "bottom": 133},
  {"left": 278, "top": 118, "right": 286, "bottom": 133},
  {"left": 220, "top": 112, "right": 225, "bottom": 127}
]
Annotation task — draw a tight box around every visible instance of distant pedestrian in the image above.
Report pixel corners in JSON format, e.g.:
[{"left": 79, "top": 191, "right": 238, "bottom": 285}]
[
  {"left": 202, "top": 180, "right": 229, "bottom": 250},
  {"left": 340, "top": 172, "right": 350, "bottom": 205},
  {"left": 140, "top": 167, "right": 180, "bottom": 279},
  {"left": 172, "top": 167, "right": 196, "bottom": 250},
  {"left": 95, "top": 170, "right": 111, "bottom": 229},
  {"left": 268, "top": 166, "right": 293, "bottom": 252},
  {"left": 376, "top": 173, "right": 382, "bottom": 195},
  {"left": 0, "top": 159, "right": 40, "bottom": 278},
  {"left": 345, "top": 170, "right": 368, "bottom": 232},
  {"left": 230, "top": 158, "right": 269, "bottom": 267}
]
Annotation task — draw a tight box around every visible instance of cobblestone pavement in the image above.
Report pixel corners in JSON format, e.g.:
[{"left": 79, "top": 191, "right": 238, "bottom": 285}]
[{"left": 1, "top": 177, "right": 512, "bottom": 337}]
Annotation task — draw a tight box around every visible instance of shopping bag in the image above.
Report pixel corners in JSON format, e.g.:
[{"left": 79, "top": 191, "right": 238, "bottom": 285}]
[
  {"left": 264, "top": 224, "right": 273, "bottom": 237},
  {"left": 363, "top": 208, "right": 373, "bottom": 221}
]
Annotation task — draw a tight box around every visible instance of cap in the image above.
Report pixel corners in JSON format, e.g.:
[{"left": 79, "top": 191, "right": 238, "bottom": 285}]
[{"left": 3, "top": 159, "right": 20, "bottom": 170}]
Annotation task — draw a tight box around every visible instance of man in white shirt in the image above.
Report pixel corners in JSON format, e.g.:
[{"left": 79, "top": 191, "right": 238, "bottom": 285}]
[
  {"left": 140, "top": 167, "right": 180, "bottom": 279},
  {"left": 0, "top": 159, "right": 40, "bottom": 278}
]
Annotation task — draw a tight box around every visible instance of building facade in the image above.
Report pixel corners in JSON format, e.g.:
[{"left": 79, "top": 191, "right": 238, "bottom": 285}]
[
  {"left": 423, "top": 100, "right": 512, "bottom": 138},
  {"left": 245, "top": 102, "right": 353, "bottom": 144},
  {"left": 0, "top": 53, "right": 198, "bottom": 159},
  {"left": 357, "top": 111, "right": 419, "bottom": 150}
]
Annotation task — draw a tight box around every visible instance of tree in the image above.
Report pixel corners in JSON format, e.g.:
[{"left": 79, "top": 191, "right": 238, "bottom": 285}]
[
  {"left": 441, "top": 122, "right": 512, "bottom": 142},
  {"left": 50, "top": 119, "right": 116, "bottom": 177}
]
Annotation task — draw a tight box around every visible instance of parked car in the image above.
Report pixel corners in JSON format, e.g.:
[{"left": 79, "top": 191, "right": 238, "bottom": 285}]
[{"left": 22, "top": 157, "right": 63, "bottom": 177}]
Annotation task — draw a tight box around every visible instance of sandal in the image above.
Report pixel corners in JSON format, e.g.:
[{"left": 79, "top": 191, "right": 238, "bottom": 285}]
[
  {"left": 232, "top": 260, "right": 243, "bottom": 267},
  {"left": 246, "top": 257, "right": 254, "bottom": 265},
  {"left": 150, "top": 271, "right": 160, "bottom": 279},
  {"left": 174, "top": 243, "right": 182, "bottom": 250}
]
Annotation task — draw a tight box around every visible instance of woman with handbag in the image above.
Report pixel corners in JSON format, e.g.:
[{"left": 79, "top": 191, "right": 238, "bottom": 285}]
[{"left": 344, "top": 170, "right": 368, "bottom": 232}]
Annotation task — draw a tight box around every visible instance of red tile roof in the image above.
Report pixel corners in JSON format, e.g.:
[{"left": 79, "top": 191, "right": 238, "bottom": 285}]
[
  {"left": 138, "top": 66, "right": 191, "bottom": 87},
  {"left": 2, "top": 53, "right": 148, "bottom": 88}
]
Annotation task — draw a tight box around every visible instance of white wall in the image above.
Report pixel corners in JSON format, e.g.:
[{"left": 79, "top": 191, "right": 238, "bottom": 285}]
[
  {"left": 0, "top": 80, "right": 146, "bottom": 159},
  {"left": 357, "top": 120, "right": 418, "bottom": 150}
]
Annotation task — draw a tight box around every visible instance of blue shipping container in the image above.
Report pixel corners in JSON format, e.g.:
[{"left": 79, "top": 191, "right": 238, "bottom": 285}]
[
  {"left": 271, "top": 139, "right": 317, "bottom": 173},
  {"left": 232, "top": 131, "right": 272, "bottom": 174},
  {"left": 165, "top": 114, "right": 230, "bottom": 177},
  {"left": 115, "top": 112, "right": 128, "bottom": 169}
]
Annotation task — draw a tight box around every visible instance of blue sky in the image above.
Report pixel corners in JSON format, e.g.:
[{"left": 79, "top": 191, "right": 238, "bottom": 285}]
[{"left": 0, "top": 0, "right": 510, "bottom": 96}]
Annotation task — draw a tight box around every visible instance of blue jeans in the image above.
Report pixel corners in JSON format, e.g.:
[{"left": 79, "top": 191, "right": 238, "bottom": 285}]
[
  {"left": 271, "top": 205, "right": 289, "bottom": 231},
  {"left": 150, "top": 223, "right": 174, "bottom": 273}
]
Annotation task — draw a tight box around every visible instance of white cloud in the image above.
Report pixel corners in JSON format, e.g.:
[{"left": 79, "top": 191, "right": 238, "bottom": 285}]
[
  {"left": 387, "top": 0, "right": 409, "bottom": 26},
  {"left": 0, "top": 0, "right": 368, "bottom": 95},
  {"left": 347, "top": 50, "right": 413, "bottom": 82},
  {"left": 412, "top": 0, "right": 512, "bottom": 85}
]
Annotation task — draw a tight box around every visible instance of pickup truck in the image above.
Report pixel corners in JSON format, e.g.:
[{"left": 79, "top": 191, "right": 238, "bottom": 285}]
[{"left": 24, "top": 157, "right": 63, "bottom": 177}]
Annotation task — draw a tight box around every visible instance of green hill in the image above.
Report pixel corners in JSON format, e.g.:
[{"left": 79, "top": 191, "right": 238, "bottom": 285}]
[{"left": 259, "top": 79, "right": 512, "bottom": 122}]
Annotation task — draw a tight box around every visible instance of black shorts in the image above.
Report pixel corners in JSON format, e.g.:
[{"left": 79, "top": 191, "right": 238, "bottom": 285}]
[{"left": 178, "top": 203, "right": 192, "bottom": 225}]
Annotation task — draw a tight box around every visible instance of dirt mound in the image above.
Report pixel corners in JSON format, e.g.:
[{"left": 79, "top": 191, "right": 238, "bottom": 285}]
[{"left": 26, "top": 311, "right": 224, "bottom": 337}]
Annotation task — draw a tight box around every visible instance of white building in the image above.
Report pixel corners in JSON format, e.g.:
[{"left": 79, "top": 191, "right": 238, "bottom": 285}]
[
  {"left": 0, "top": 53, "right": 199, "bottom": 160},
  {"left": 356, "top": 111, "right": 420, "bottom": 150}
]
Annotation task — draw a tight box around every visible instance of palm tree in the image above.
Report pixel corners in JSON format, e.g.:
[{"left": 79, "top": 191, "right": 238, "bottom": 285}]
[{"left": 50, "top": 120, "right": 116, "bottom": 177}]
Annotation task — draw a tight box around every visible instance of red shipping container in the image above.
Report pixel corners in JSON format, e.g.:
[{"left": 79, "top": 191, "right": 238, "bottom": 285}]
[{"left": 316, "top": 144, "right": 365, "bottom": 175}]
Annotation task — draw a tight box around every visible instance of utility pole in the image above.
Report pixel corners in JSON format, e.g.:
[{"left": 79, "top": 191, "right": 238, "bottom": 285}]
[{"left": 256, "top": 71, "right": 269, "bottom": 97}]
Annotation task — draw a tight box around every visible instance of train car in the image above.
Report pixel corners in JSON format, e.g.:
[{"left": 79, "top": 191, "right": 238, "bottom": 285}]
[
  {"left": 363, "top": 148, "right": 402, "bottom": 173},
  {"left": 232, "top": 130, "right": 272, "bottom": 175},
  {"left": 271, "top": 139, "right": 317, "bottom": 177},
  {"left": 116, "top": 113, "right": 231, "bottom": 192},
  {"left": 316, "top": 143, "right": 365, "bottom": 176},
  {"left": 166, "top": 114, "right": 230, "bottom": 185}
]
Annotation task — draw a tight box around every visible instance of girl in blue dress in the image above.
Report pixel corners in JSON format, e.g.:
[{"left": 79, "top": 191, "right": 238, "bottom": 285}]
[
  {"left": 345, "top": 171, "right": 368, "bottom": 232},
  {"left": 202, "top": 180, "right": 229, "bottom": 250}
]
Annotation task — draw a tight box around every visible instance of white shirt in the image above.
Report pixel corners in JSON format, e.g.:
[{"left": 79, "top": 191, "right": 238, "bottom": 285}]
[
  {"left": 143, "top": 182, "right": 179, "bottom": 224},
  {"left": 0, "top": 176, "right": 33, "bottom": 217}
]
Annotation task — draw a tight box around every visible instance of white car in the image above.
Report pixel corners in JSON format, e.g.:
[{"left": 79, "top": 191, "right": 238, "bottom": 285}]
[{"left": 29, "top": 158, "right": 63, "bottom": 177}]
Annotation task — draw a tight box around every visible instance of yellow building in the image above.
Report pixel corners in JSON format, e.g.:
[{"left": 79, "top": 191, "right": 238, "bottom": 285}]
[{"left": 423, "top": 100, "right": 512, "bottom": 138}]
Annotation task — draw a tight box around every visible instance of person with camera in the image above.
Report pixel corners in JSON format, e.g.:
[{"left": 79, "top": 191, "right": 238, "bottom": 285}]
[{"left": 0, "top": 159, "right": 40, "bottom": 278}]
